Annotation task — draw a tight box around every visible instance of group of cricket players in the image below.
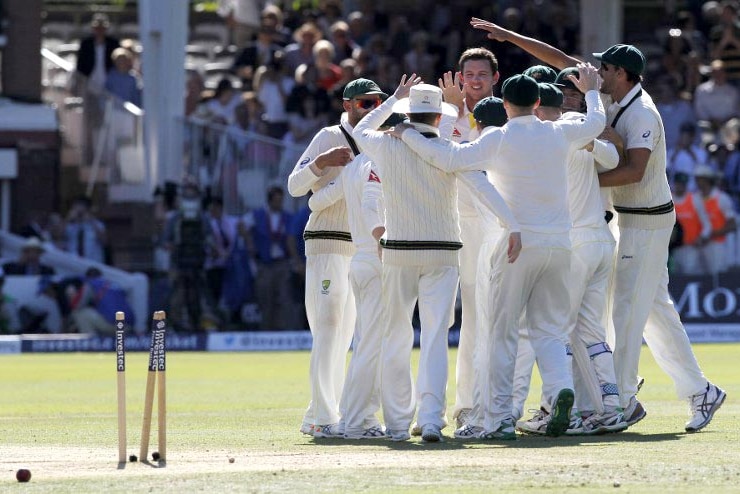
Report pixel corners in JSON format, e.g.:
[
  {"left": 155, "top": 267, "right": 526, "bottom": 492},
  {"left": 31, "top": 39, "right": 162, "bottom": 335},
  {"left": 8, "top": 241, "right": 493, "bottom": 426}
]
[{"left": 287, "top": 17, "right": 727, "bottom": 442}]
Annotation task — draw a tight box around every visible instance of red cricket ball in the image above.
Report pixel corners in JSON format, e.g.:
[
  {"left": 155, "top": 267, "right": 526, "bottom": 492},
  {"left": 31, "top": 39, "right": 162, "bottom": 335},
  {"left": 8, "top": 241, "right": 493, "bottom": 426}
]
[{"left": 16, "top": 469, "right": 32, "bottom": 482}]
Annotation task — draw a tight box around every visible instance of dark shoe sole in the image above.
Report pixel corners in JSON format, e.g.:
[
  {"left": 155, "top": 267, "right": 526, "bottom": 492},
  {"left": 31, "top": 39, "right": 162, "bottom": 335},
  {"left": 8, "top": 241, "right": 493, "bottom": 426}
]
[{"left": 546, "top": 389, "right": 574, "bottom": 437}]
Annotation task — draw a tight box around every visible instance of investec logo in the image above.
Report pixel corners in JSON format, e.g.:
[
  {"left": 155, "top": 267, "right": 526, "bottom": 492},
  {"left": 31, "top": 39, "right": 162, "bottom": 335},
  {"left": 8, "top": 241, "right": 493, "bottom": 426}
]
[{"left": 674, "top": 281, "right": 740, "bottom": 319}]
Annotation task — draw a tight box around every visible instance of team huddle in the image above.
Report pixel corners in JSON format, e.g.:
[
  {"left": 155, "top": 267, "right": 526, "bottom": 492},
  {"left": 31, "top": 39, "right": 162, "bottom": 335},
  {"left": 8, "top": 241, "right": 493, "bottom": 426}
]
[{"left": 287, "top": 17, "right": 727, "bottom": 442}]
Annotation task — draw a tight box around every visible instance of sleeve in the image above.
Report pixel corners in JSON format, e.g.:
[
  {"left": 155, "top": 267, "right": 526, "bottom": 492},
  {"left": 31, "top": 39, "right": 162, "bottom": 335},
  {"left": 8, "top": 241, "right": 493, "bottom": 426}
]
[
  {"left": 623, "top": 106, "right": 661, "bottom": 152},
  {"left": 361, "top": 163, "right": 385, "bottom": 233},
  {"left": 287, "top": 128, "right": 332, "bottom": 197},
  {"left": 592, "top": 139, "right": 619, "bottom": 172},
  {"left": 558, "top": 90, "right": 606, "bottom": 149},
  {"left": 308, "top": 173, "right": 345, "bottom": 212},
  {"left": 352, "top": 95, "right": 398, "bottom": 158},
  {"left": 400, "top": 129, "right": 496, "bottom": 173},
  {"left": 456, "top": 171, "right": 520, "bottom": 232}
]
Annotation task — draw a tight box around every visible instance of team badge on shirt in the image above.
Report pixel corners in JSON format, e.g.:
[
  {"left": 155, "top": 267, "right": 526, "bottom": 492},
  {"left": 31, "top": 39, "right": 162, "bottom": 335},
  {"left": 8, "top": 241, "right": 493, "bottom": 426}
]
[
  {"left": 321, "top": 279, "right": 331, "bottom": 294},
  {"left": 452, "top": 127, "right": 462, "bottom": 138},
  {"left": 368, "top": 170, "right": 381, "bottom": 183}
]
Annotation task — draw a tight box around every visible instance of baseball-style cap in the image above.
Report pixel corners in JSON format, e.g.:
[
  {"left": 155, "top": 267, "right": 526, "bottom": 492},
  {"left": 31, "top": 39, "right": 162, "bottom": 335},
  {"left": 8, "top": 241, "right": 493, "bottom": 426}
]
[
  {"left": 538, "top": 83, "right": 564, "bottom": 108},
  {"left": 523, "top": 65, "right": 558, "bottom": 83},
  {"left": 391, "top": 84, "right": 458, "bottom": 117},
  {"left": 593, "top": 44, "right": 646, "bottom": 75},
  {"left": 501, "top": 74, "right": 540, "bottom": 107},
  {"left": 342, "top": 78, "right": 388, "bottom": 100},
  {"left": 554, "top": 67, "right": 579, "bottom": 91},
  {"left": 473, "top": 97, "right": 507, "bottom": 128}
]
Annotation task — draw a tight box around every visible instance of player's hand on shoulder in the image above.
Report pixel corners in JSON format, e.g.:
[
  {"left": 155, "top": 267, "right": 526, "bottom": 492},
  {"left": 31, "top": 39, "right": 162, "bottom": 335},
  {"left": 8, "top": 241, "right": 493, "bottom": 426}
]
[
  {"left": 387, "top": 122, "right": 412, "bottom": 139},
  {"left": 315, "top": 146, "right": 353, "bottom": 170},
  {"left": 569, "top": 62, "right": 601, "bottom": 94},
  {"left": 393, "top": 73, "right": 422, "bottom": 100}
]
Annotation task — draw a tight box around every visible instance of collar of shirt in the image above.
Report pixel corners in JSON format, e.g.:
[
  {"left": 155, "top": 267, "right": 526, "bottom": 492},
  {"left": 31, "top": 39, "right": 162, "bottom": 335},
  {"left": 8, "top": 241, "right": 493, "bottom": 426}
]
[
  {"left": 615, "top": 82, "right": 643, "bottom": 107},
  {"left": 506, "top": 114, "right": 539, "bottom": 126},
  {"left": 410, "top": 122, "right": 440, "bottom": 137}
]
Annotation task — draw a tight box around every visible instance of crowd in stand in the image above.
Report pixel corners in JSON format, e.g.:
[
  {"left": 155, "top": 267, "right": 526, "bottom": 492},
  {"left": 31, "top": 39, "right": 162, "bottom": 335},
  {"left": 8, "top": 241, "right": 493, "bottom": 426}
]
[{"left": 17, "top": 0, "right": 740, "bottom": 334}]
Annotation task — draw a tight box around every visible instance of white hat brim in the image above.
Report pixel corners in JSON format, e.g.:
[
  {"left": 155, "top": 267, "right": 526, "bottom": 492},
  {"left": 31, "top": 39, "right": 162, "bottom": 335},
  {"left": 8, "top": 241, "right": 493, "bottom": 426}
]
[{"left": 391, "top": 99, "right": 459, "bottom": 118}]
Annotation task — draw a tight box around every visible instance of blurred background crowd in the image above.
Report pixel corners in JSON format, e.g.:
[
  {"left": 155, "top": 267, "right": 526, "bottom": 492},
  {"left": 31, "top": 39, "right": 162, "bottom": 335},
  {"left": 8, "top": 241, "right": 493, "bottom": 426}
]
[{"left": 1, "top": 0, "right": 739, "bottom": 334}]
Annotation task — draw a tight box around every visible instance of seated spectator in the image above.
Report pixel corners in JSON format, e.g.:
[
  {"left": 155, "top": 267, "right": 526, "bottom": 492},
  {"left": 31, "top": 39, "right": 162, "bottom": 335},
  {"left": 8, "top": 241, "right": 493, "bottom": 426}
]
[
  {"left": 283, "top": 22, "right": 322, "bottom": 76},
  {"left": 105, "top": 47, "right": 142, "bottom": 107},
  {"left": 254, "top": 51, "right": 294, "bottom": 139},
  {"left": 231, "top": 25, "right": 282, "bottom": 90},
  {"left": 694, "top": 60, "right": 740, "bottom": 143},
  {"left": 259, "top": 4, "right": 290, "bottom": 47},
  {"left": 3, "top": 237, "right": 55, "bottom": 275},
  {"left": 66, "top": 267, "right": 132, "bottom": 335},
  {"left": 312, "top": 40, "right": 342, "bottom": 91},
  {"left": 19, "top": 276, "right": 63, "bottom": 334},
  {"left": 65, "top": 196, "right": 107, "bottom": 264},
  {"left": 204, "top": 78, "right": 243, "bottom": 126},
  {"left": 667, "top": 122, "right": 708, "bottom": 190},
  {"left": 0, "top": 268, "right": 20, "bottom": 333},
  {"left": 654, "top": 75, "right": 696, "bottom": 150},
  {"left": 329, "top": 20, "right": 358, "bottom": 64}
]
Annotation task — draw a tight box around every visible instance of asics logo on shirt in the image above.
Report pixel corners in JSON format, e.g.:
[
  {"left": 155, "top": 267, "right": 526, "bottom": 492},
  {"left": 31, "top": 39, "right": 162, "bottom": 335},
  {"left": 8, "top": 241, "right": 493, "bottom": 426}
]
[
  {"left": 299, "top": 157, "right": 310, "bottom": 168},
  {"left": 642, "top": 131, "right": 651, "bottom": 138}
]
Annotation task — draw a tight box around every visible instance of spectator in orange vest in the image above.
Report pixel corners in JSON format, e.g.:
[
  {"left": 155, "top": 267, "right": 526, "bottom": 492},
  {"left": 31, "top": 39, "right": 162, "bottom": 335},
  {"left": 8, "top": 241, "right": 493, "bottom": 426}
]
[
  {"left": 672, "top": 172, "right": 712, "bottom": 274},
  {"left": 694, "top": 165, "right": 738, "bottom": 274}
]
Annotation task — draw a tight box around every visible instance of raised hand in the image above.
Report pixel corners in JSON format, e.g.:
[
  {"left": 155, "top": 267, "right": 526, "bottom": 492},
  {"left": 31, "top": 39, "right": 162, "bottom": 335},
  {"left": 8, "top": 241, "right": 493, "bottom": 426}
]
[
  {"left": 393, "top": 73, "right": 422, "bottom": 100},
  {"left": 438, "top": 71, "right": 464, "bottom": 116},
  {"left": 567, "top": 62, "right": 601, "bottom": 94},
  {"left": 470, "top": 17, "right": 510, "bottom": 42}
]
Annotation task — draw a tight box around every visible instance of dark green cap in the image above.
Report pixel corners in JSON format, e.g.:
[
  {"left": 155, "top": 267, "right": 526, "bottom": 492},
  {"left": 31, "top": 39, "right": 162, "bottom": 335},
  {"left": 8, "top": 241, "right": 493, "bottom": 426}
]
[
  {"left": 502, "top": 74, "right": 540, "bottom": 107},
  {"left": 473, "top": 97, "right": 507, "bottom": 128},
  {"left": 342, "top": 78, "right": 388, "bottom": 100},
  {"left": 554, "top": 67, "right": 579, "bottom": 91},
  {"left": 538, "top": 83, "right": 563, "bottom": 108},
  {"left": 381, "top": 112, "right": 407, "bottom": 128},
  {"left": 593, "top": 44, "right": 646, "bottom": 75},
  {"left": 523, "top": 65, "right": 558, "bottom": 83}
]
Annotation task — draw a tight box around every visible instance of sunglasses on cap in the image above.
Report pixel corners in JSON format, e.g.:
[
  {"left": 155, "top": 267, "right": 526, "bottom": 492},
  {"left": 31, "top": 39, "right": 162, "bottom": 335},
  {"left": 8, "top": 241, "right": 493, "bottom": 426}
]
[{"left": 354, "top": 98, "right": 382, "bottom": 109}]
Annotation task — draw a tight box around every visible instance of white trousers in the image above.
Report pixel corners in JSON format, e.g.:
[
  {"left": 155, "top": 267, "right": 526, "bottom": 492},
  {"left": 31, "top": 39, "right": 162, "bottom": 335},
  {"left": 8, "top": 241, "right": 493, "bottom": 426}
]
[
  {"left": 610, "top": 226, "right": 707, "bottom": 407},
  {"left": 484, "top": 232, "right": 573, "bottom": 432},
  {"left": 341, "top": 252, "right": 384, "bottom": 434},
  {"left": 454, "top": 215, "right": 488, "bottom": 416},
  {"left": 380, "top": 263, "right": 458, "bottom": 431},
  {"left": 303, "top": 253, "right": 356, "bottom": 426}
]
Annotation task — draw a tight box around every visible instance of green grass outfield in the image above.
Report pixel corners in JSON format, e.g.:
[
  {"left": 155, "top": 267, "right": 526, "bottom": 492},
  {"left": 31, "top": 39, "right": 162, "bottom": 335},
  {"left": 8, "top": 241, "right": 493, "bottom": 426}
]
[{"left": 1, "top": 344, "right": 738, "bottom": 493}]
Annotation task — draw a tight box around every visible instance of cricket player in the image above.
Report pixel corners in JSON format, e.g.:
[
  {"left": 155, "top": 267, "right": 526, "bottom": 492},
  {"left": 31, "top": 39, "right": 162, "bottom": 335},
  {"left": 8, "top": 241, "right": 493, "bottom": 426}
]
[
  {"left": 396, "top": 66, "right": 605, "bottom": 439},
  {"left": 287, "top": 78, "right": 387, "bottom": 438},
  {"left": 354, "top": 75, "right": 521, "bottom": 442},
  {"left": 470, "top": 17, "right": 727, "bottom": 432}
]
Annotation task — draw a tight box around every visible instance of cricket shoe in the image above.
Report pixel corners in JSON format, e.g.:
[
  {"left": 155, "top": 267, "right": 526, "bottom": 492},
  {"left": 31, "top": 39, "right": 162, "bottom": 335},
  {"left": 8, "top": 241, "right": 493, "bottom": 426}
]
[
  {"left": 623, "top": 396, "right": 647, "bottom": 427},
  {"left": 344, "top": 426, "right": 386, "bottom": 440},
  {"left": 480, "top": 419, "right": 517, "bottom": 441},
  {"left": 516, "top": 407, "right": 549, "bottom": 435},
  {"left": 454, "top": 423, "right": 484, "bottom": 440},
  {"left": 385, "top": 429, "right": 411, "bottom": 442},
  {"left": 299, "top": 422, "right": 314, "bottom": 436},
  {"left": 410, "top": 422, "right": 422, "bottom": 436},
  {"left": 546, "top": 389, "right": 574, "bottom": 437},
  {"left": 421, "top": 424, "right": 443, "bottom": 443},
  {"left": 685, "top": 382, "right": 726, "bottom": 433},
  {"left": 579, "top": 410, "right": 628, "bottom": 435},
  {"left": 564, "top": 414, "right": 584, "bottom": 436},
  {"left": 313, "top": 423, "right": 344, "bottom": 438},
  {"left": 454, "top": 408, "right": 472, "bottom": 429}
]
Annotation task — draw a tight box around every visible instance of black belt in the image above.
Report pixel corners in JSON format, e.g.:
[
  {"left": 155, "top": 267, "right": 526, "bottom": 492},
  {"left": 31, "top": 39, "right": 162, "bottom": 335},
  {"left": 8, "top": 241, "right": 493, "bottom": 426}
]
[
  {"left": 613, "top": 201, "right": 674, "bottom": 215},
  {"left": 380, "top": 239, "right": 463, "bottom": 251}
]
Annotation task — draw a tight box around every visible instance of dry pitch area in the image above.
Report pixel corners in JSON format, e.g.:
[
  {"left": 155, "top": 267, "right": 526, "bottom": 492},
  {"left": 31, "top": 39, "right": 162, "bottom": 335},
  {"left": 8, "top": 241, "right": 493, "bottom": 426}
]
[{"left": 1, "top": 346, "right": 738, "bottom": 493}]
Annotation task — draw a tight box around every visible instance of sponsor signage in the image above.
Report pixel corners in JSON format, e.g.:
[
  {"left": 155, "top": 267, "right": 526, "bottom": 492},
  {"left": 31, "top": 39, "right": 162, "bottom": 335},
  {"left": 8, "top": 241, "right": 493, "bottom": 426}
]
[
  {"left": 20, "top": 333, "right": 206, "bottom": 353},
  {"left": 208, "top": 331, "right": 313, "bottom": 351}
]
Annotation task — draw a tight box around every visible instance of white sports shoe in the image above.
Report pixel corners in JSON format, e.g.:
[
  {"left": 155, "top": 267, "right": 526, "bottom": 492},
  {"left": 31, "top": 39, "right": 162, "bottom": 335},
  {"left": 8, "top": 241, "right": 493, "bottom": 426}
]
[
  {"left": 623, "top": 396, "right": 647, "bottom": 426},
  {"left": 299, "top": 422, "right": 314, "bottom": 436},
  {"left": 564, "top": 414, "right": 584, "bottom": 436},
  {"left": 580, "top": 410, "right": 628, "bottom": 435},
  {"left": 685, "top": 382, "right": 726, "bottom": 433},
  {"left": 480, "top": 419, "right": 517, "bottom": 440},
  {"left": 344, "top": 426, "right": 386, "bottom": 440},
  {"left": 454, "top": 408, "right": 472, "bottom": 429},
  {"left": 454, "top": 423, "right": 483, "bottom": 439},
  {"left": 516, "top": 408, "right": 549, "bottom": 435},
  {"left": 313, "top": 423, "right": 344, "bottom": 438},
  {"left": 421, "top": 424, "right": 443, "bottom": 442},
  {"left": 386, "top": 429, "right": 411, "bottom": 442}
]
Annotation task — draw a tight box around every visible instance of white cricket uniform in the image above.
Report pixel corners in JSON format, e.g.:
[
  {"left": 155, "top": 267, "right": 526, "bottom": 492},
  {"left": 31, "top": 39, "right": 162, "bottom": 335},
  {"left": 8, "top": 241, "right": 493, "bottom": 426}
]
[
  {"left": 287, "top": 115, "right": 357, "bottom": 427},
  {"left": 354, "top": 96, "right": 519, "bottom": 432},
  {"left": 605, "top": 83, "right": 708, "bottom": 406},
  {"left": 307, "top": 154, "right": 385, "bottom": 435},
  {"left": 401, "top": 90, "right": 605, "bottom": 432}
]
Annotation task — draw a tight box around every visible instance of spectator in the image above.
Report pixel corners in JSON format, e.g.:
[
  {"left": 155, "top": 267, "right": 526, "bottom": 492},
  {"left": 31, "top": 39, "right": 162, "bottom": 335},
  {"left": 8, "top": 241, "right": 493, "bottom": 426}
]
[
  {"left": 3, "top": 237, "right": 55, "bottom": 276},
  {"left": 694, "top": 59, "right": 740, "bottom": 142},
  {"left": 217, "top": 0, "right": 262, "bottom": 48},
  {"left": 283, "top": 22, "right": 322, "bottom": 76},
  {"left": 65, "top": 196, "right": 108, "bottom": 265},
  {"left": 17, "top": 211, "right": 56, "bottom": 245},
  {"left": 672, "top": 172, "right": 712, "bottom": 275},
  {"left": 254, "top": 51, "right": 295, "bottom": 139},
  {"left": 260, "top": 4, "right": 291, "bottom": 47},
  {"left": 695, "top": 164, "right": 738, "bottom": 274},
  {"left": 329, "top": 20, "right": 358, "bottom": 64},
  {"left": 667, "top": 122, "right": 709, "bottom": 190},
  {"left": 19, "top": 276, "right": 63, "bottom": 334},
  {"left": 346, "top": 11, "right": 371, "bottom": 48},
  {"left": 185, "top": 70, "right": 206, "bottom": 117},
  {"left": 660, "top": 28, "right": 698, "bottom": 93},
  {"left": 204, "top": 78, "right": 243, "bottom": 126},
  {"left": 676, "top": 10, "right": 708, "bottom": 57},
  {"left": 105, "top": 47, "right": 142, "bottom": 107},
  {"left": 708, "top": 1, "right": 740, "bottom": 84},
  {"left": 66, "top": 267, "right": 132, "bottom": 335},
  {"left": 239, "top": 186, "right": 294, "bottom": 329},
  {"left": 232, "top": 25, "right": 282, "bottom": 90},
  {"left": 653, "top": 75, "right": 697, "bottom": 150},
  {"left": 0, "top": 268, "right": 20, "bottom": 334},
  {"left": 312, "top": 40, "right": 342, "bottom": 91},
  {"left": 204, "top": 196, "right": 240, "bottom": 311}
]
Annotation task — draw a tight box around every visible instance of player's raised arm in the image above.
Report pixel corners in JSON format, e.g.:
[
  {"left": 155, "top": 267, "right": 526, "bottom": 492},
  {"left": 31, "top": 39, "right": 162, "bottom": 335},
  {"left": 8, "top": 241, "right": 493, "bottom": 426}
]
[{"left": 470, "top": 17, "right": 579, "bottom": 71}]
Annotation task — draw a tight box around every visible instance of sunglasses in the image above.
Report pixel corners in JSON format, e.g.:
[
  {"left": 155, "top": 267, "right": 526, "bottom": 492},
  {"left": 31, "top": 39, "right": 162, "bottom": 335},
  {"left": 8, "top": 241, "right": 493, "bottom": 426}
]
[{"left": 354, "top": 98, "right": 382, "bottom": 109}]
